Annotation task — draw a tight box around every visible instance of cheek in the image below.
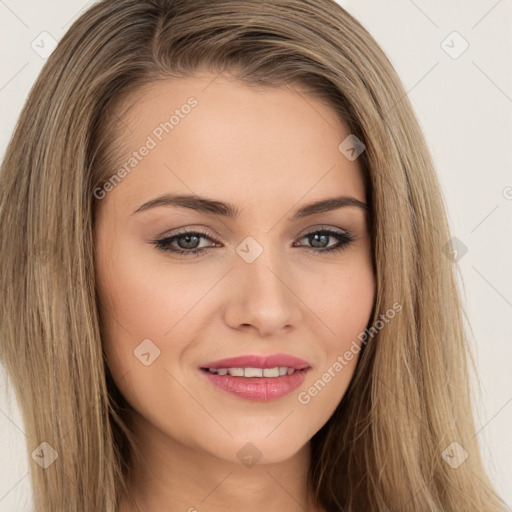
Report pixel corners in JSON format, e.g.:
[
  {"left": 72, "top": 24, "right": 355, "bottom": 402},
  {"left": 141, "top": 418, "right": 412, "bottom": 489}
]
[
  {"left": 95, "top": 236, "right": 200, "bottom": 357},
  {"left": 294, "top": 264, "right": 375, "bottom": 425},
  {"left": 94, "top": 240, "right": 222, "bottom": 430},
  {"left": 302, "top": 251, "right": 375, "bottom": 352},
  {"left": 95, "top": 256, "right": 196, "bottom": 438}
]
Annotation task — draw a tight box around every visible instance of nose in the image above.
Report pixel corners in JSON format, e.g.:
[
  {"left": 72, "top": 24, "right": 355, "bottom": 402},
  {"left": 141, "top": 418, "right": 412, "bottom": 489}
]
[{"left": 223, "top": 244, "right": 302, "bottom": 337}]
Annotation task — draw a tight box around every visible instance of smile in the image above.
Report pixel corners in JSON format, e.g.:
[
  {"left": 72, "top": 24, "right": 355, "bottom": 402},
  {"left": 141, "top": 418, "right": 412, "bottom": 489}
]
[{"left": 198, "top": 353, "right": 311, "bottom": 401}]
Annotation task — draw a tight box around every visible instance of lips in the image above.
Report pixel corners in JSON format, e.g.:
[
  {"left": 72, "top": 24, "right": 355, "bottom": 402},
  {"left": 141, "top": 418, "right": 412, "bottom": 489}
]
[{"left": 198, "top": 353, "right": 311, "bottom": 401}]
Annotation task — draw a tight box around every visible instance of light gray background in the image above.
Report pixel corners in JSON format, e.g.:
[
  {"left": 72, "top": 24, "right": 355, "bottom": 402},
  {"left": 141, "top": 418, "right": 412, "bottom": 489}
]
[{"left": 1, "top": 1, "right": 511, "bottom": 510}]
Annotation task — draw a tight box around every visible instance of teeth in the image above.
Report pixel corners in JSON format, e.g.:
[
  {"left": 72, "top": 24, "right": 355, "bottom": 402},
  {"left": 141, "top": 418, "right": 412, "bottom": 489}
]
[
  {"left": 245, "top": 367, "right": 263, "bottom": 377},
  {"left": 207, "top": 366, "right": 298, "bottom": 377}
]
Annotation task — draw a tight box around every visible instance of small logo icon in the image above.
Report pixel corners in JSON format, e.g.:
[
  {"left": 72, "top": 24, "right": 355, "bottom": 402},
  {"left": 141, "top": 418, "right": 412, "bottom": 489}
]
[
  {"left": 31, "top": 32, "right": 58, "bottom": 59},
  {"left": 338, "top": 134, "right": 366, "bottom": 161},
  {"left": 441, "top": 441, "right": 468, "bottom": 469},
  {"left": 134, "top": 338, "right": 161, "bottom": 366},
  {"left": 441, "top": 31, "right": 469, "bottom": 59},
  {"left": 442, "top": 236, "right": 468, "bottom": 262},
  {"left": 236, "top": 236, "right": 264, "bottom": 264},
  {"left": 237, "top": 442, "right": 263, "bottom": 468},
  {"left": 31, "top": 442, "right": 58, "bottom": 469}
]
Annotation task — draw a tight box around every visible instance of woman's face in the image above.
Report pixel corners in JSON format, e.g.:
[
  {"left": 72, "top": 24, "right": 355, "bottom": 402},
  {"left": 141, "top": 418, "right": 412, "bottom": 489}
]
[{"left": 94, "top": 73, "right": 375, "bottom": 465}]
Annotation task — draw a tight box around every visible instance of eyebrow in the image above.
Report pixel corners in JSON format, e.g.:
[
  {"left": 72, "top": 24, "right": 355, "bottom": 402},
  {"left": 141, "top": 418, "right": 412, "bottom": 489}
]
[{"left": 132, "top": 193, "right": 368, "bottom": 220}]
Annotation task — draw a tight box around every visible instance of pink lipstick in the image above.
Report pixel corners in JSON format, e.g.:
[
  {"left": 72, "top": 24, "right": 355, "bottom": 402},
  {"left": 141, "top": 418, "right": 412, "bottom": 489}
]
[{"left": 199, "top": 353, "right": 311, "bottom": 401}]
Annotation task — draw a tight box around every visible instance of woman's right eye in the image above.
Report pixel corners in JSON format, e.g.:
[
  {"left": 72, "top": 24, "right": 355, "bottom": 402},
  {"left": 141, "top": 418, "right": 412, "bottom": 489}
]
[{"left": 153, "top": 229, "right": 218, "bottom": 256}]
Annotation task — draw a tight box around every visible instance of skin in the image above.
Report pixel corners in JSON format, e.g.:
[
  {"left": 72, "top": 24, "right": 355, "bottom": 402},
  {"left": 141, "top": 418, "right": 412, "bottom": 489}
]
[{"left": 93, "top": 72, "right": 375, "bottom": 512}]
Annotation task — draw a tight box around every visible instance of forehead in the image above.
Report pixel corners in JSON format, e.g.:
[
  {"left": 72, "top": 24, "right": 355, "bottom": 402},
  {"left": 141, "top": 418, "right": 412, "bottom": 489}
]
[{"left": 103, "top": 74, "right": 366, "bottom": 213}]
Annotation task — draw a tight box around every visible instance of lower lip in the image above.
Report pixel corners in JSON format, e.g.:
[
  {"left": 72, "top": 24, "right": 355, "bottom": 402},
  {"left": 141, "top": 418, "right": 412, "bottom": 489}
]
[{"left": 200, "top": 368, "right": 309, "bottom": 401}]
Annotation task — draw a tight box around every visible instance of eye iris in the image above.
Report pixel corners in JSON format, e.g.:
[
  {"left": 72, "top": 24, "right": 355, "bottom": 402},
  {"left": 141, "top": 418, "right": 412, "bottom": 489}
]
[
  {"left": 310, "top": 233, "right": 329, "bottom": 248},
  {"left": 178, "top": 234, "right": 201, "bottom": 249}
]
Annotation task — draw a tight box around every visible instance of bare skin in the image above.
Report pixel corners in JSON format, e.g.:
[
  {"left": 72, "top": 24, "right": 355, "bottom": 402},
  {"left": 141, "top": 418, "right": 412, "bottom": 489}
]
[{"left": 93, "top": 72, "right": 375, "bottom": 512}]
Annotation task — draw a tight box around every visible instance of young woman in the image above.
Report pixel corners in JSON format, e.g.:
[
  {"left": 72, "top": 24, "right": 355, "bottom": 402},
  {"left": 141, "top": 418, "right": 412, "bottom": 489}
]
[{"left": 0, "top": 0, "right": 506, "bottom": 511}]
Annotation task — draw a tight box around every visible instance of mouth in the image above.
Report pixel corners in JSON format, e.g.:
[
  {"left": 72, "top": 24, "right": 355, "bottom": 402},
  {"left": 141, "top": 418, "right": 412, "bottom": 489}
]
[{"left": 198, "top": 353, "right": 311, "bottom": 401}]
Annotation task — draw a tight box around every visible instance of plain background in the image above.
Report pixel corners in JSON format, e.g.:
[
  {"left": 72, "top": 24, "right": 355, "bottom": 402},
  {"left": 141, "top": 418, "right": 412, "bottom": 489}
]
[{"left": 0, "top": 1, "right": 511, "bottom": 510}]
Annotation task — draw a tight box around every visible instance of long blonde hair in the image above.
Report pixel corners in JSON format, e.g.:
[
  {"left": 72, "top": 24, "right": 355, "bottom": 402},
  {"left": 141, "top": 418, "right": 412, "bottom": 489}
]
[{"left": 0, "top": 0, "right": 505, "bottom": 510}]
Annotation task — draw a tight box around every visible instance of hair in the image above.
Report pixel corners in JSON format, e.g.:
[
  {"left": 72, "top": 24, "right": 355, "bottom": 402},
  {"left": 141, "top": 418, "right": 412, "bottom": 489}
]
[{"left": 0, "top": 0, "right": 506, "bottom": 511}]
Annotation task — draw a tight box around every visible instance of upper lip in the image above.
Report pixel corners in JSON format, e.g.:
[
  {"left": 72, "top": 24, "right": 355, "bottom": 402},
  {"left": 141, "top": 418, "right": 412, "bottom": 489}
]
[{"left": 200, "top": 353, "right": 311, "bottom": 370}]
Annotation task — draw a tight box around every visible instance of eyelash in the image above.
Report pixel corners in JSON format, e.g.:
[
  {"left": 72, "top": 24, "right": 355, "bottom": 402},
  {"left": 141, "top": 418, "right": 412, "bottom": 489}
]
[{"left": 152, "top": 227, "right": 355, "bottom": 257}]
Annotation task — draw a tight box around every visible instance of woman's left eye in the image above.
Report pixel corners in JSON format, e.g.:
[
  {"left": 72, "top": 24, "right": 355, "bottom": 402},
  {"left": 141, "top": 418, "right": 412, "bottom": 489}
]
[{"left": 152, "top": 228, "right": 354, "bottom": 257}]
